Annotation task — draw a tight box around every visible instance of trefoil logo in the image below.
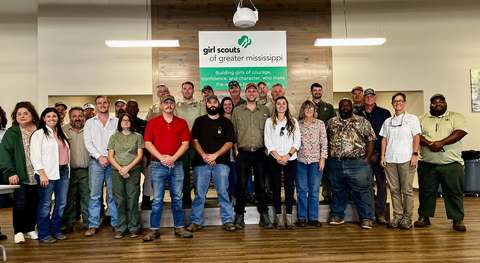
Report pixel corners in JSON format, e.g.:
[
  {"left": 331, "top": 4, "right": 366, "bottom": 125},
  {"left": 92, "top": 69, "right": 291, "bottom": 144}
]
[{"left": 238, "top": 35, "right": 252, "bottom": 48}]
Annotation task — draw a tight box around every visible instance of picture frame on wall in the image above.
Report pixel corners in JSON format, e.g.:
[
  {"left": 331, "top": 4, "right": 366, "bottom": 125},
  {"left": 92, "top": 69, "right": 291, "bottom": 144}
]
[{"left": 471, "top": 69, "right": 480, "bottom": 112}]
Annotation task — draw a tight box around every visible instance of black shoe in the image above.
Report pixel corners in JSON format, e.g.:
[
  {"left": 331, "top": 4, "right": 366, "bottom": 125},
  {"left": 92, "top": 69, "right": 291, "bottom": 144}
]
[
  {"left": 246, "top": 193, "right": 255, "bottom": 204},
  {"left": 82, "top": 220, "right": 90, "bottom": 229},
  {"left": 259, "top": 212, "right": 274, "bottom": 229},
  {"left": 308, "top": 220, "right": 323, "bottom": 227},
  {"left": 414, "top": 216, "right": 431, "bottom": 227},
  {"left": 453, "top": 220, "right": 466, "bottom": 231},
  {"left": 297, "top": 219, "right": 307, "bottom": 227},
  {"left": 102, "top": 216, "right": 111, "bottom": 225},
  {"left": 323, "top": 195, "right": 333, "bottom": 204},
  {"left": 183, "top": 193, "right": 192, "bottom": 206},
  {"left": 141, "top": 195, "right": 152, "bottom": 210},
  {"left": 0, "top": 234, "right": 7, "bottom": 240},
  {"left": 61, "top": 223, "right": 74, "bottom": 234},
  {"left": 235, "top": 214, "right": 245, "bottom": 229}
]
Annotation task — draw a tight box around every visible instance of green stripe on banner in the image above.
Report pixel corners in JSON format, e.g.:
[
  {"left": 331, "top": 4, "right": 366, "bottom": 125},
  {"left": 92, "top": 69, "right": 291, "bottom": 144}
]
[{"left": 200, "top": 67, "right": 287, "bottom": 90}]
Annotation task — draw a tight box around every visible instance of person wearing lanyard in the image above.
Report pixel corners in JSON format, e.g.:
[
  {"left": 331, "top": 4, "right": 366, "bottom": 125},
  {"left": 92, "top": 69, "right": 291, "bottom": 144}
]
[{"left": 379, "top": 93, "right": 421, "bottom": 229}]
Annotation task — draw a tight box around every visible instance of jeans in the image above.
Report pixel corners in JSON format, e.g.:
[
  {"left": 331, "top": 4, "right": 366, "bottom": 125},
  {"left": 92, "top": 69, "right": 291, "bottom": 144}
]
[
  {"left": 369, "top": 151, "right": 387, "bottom": 216},
  {"left": 235, "top": 150, "right": 268, "bottom": 214},
  {"left": 150, "top": 161, "right": 184, "bottom": 229},
  {"left": 326, "top": 158, "right": 372, "bottom": 223},
  {"left": 229, "top": 162, "right": 254, "bottom": 198},
  {"left": 269, "top": 156, "right": 297, "bottom": 215},
  {"left": 63, "top": 168, "right": 90, "bottom": 224},
  {"left": 191, "top": 164, "right": 233, "bottom": 224},
  {"left": 181, "top": 146, "right": 195, "bottom": 194},
  {"left": 88, "top": 159, "right": 117, "bottom": 228},
  {"left": 13, "top": 183, "right": 39, "bottom": 234},
  {"left": 141, "top": 156, "right": 153, "bottom": 197},
  {"left": 296, "top": 162, "right": 323, "bottom": 220},
  {"left": 35, "top": 165, "right": 69, "bottom": 242},
  {"left": 111, "top": 168, "right": 141, "bottom": 232}
]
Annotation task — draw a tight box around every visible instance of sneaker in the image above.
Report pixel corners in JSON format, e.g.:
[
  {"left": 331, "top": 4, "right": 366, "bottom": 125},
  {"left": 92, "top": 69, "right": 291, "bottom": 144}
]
[
  {"left": 114, "top": 231, "right": 125, "bottom": 239},
  {"left": 174, "top": 227, "right": 193, "bottom": 238},
  {"left": 387, "top": 217, "right": 402, "bottom": 228},
  {"left": 24, "top": 231, "right": 38, "bottom": 240},
  {"left": 41, "top": 237, "right": 57, "bottom": 244},
  {"left": 85, "top": 227, "right": 99, "bottom": 237},
  {"left": 329, "top": 217, "right": 345, "bottom": 225},
  {"left": 361, "top": 220, "right": 373, "bottom": 229},
  {"left": 453, "top": 220, "right": 466, "bottom": 231},
  {"left": 297, "top": 219, "right": 307, "bottom": 227},
  {"left": 55, "top": 234, "right": 68, "bottom": 240},
  {"left": 61, "top": 223, "right": 74, "bottom": 234},
  {"left": 260, "top": 212, "right": 274, "bottom": 229},
  {"left": 223, "top": 222, "right": 236, "bottom": 232},
  {"left": 308, "top": 220, "right": 323, "bottom": 227},
  {"left": 130, "top": 231, "right": 140, "bottom": 238},
  {"left": 82, "top": 220, "right": 90, "bottom": 230},
  {"left": 398, "top": 218, "right": 413, "bottom": 230},
  {"left": 414, "top": 216, "right": 431, "bottom": 227},
  {"left": 376, "top": 214, "right": 388, "bottom": 225},
  {"left": 276, "top": 214, "right": 285, "bottom": 230},
  {"left": 143, "top": 229, "right": 160, "bottom": 242},
  {"left": 286, "top": 214, "right": 295, "bottom": 230},
  {"left": 14, "top": 233, "right": 25, "bottom": 244},
  {"left": 235, "top": 214, "right": 245, "bottom": 229},
  {"left": 186, "top": 223, "right": 202, "bottom": 233}
]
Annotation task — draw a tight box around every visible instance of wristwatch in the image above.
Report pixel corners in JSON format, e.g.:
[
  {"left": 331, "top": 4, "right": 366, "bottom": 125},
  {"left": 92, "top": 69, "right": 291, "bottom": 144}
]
[
  {"left": 288, "top": 152, "right": 293, "bottom": 157},
  {"left": 412, "top": 152, "right": 419, "bottom": 156}
]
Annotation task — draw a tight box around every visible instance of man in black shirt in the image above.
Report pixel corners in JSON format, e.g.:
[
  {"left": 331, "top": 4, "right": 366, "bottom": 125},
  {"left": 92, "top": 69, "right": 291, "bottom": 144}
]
[{"left": 186, "top": 95, "right": 237, "bottom": 232}]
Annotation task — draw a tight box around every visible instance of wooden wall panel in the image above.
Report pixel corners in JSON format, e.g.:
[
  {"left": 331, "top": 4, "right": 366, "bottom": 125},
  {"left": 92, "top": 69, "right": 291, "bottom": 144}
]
[{"left": 152, "top": 0, "right": 332, "bottom": 110}]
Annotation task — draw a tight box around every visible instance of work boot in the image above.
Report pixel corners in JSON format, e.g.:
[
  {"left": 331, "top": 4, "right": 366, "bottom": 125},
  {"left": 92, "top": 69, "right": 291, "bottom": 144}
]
[
  {"left": 286, "top": 214, "right": 295, "bottom": 230},
  {"left": 414, "top": 216, "right": 431, "bottom": 227},
  {"left": 234, "top": 213, "right": 245, "bottom": 229},
  {"left": 259, "top": 212, "right": 274, "bottom": 229},
  {"left": 276, "top": 214, "right": 285, "bottom": 230},
  {"left": 453, "top": 220, "right": 466, "bottom": 231}
]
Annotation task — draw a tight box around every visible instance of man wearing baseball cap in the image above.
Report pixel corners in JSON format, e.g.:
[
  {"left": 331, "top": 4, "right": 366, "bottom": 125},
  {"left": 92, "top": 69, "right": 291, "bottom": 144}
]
[
  {"left": 55, "top": 102, "right": 68, "bottom": 125},
  {"left": 228, "top": 80, "right": 246, "bottom": 108},
  {"left": 415, "top": 94, "right": 468, "bottom": 231},
  {"left": 256, "top": 81, "right": 272, "bottom": 105},
  {"left": 201, "top": 85, "right": 214, "bottom": 104},
  {"left": 83, "top": 103, "right": 96, "bottom": 120},
  {"left": 114, "top": 99, "right": 127, "bottom": 118},
  {"left": 351, "top": 86, "right": 364, "bottom": 114},
  {"left": 186, "top": 94, "right": 236, "bottom": 233}
]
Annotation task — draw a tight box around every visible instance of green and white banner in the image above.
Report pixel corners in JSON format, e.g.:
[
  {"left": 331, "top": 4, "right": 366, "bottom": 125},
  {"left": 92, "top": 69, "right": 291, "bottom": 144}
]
[{"left": 199, "top": 31, "right": 287, "bottom": 90}]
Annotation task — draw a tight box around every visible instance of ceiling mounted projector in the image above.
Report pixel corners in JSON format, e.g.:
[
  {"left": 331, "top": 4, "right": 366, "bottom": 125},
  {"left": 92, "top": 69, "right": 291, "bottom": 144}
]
[{"left": 233, "top": 0, "right": 258, "bottom": 28}]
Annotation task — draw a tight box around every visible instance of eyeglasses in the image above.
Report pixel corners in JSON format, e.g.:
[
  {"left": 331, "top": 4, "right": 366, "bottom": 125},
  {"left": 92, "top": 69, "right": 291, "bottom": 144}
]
[
  {"left": 393, "top": 100, "right": 405, "bottom": 104},
  {"left": 121, "top": 119, "right": 131, "bottom": 123},
  {"left": 280, "top": 127, "right": 285, "bottom": 136},
  {"left": 305, "top": 107, "right": 315, "bottom": 111},
  {"left": 228, "top": 81, "right": 239, "bottom": 87},
  {"left": 390, "top": 114, "right": 404, "bottom": 127}
]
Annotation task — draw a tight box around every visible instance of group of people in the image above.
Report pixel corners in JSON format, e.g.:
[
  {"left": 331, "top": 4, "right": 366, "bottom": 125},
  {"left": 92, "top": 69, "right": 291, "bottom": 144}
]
[{"left": 0, "top": 80, "right": 468, "bottom": 244}]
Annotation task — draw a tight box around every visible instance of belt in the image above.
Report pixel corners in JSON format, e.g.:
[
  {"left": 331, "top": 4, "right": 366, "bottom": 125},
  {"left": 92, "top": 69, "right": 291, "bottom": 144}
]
[
  {"left": 59, "top": 164, "right": 68, "bottom": 169},
  {"left": 335, "top": 157, "right": 360, "bottom": 161},
  {"left": 91, "top": 157, "right": 96, "bottom": 160},
  {"left": 152, "top": 157, "right": 178, "bottom": 163},
  {"left": 239, "top": 147, "right": 263, "bottom": 152}
]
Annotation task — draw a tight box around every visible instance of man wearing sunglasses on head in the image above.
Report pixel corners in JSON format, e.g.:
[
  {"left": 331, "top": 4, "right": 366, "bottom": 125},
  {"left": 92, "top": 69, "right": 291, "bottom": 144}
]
[{"left": 228, "top": 80, "right": 246, "bottom": 108}]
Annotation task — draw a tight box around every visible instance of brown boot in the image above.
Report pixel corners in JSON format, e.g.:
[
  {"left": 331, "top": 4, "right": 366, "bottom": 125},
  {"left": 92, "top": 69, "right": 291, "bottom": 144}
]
[
  {"left": 85, "top": 227, "right": 99, "bottom": 237},
  {"left": 143, "top": 229, "right": 160, "bottom": 242},
  {"left": 174, "top": 227, "right": 193, "bottom": 238}
]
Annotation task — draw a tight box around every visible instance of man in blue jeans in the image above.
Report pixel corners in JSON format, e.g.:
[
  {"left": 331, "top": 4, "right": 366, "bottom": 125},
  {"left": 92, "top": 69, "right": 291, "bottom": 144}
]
[
  {"left": 186, "top": 95, "right": 236, "bottom": 233},
  {"left": 84, "top": 95, "right": 118, "bottom": 236},
  {"left": 325, "top": 99, "right": 376, "bottom": 229},
  {"left": 143, "top": 94, "right": 192, "bottom": 241}
]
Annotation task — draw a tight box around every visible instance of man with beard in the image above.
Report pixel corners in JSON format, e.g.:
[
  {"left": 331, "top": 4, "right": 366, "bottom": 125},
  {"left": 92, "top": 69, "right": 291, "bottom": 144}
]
[
  {"left": 325, "top": 99, "right": 376, "bottom": 229},
  {"left": 83, "top": 103, "right": 96, "bottom": 120},
  {"left": 232, "top": 83, "right": 273, "bottom": 229},
  {"left": 115, "top": 99, "right": 127, "bottom": 117},
  {"left": 55, "top": 102, "right": 68, "bottom": 125},
  {"left": 415, "top": 94, "right": 468, "bottom": 231},
  {"left": 186, "top": 94, "right": 236, "bottom": 233},
  {"left": 352, "top": 86, "right": 364, "bottom": 114},
  {"left": 228, "top": 80, "right": 246, "bottom": 108},
  {"left": 174, "top": 81, "right": 207, "bottom": 206},
  {"left": 256, "top": 81, "right": 272, "bottom": 105},
  {"left": 61, "top": 107, "right": 91, "bottom": 233},
  {"left": 146, "top": 84, "right": 170, "bottom": 120},
  {"left": 125, "top": 100, "right": 152, "bottom": 210},
  {"left": 310, "top": 83, "right": 336, "bottom": 203},
  {"left": 265, "top": 83, "right": 296, "bottom": 117}
]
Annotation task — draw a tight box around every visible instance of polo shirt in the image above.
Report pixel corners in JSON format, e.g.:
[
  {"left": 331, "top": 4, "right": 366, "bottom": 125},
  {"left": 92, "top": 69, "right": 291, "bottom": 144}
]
[
  {"left": 379, "top": 112, "right": 421, "bottom": 164},
  {"left": 418, "top": 110, "right": 468, "bottom": 165},
  {"left": 357, "top": 104, "right": 392, "bottom": 151},
  {"left": 144, "top": 114, "right": 190, "bottom": 157},
  {"left": 232, "top": 103, "right": 269, "bottom": 149},
  {"left": 173, "top": 100, "right": 207, "bottom": 131},
  {"left": 314, "top": 100, "right": 336, "bottom": 123}
]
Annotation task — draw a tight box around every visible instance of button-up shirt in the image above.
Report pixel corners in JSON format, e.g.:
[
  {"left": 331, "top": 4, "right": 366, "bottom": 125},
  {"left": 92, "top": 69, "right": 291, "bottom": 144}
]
[
  {"left": 146, "top": 102, "right": 162, "bottom": 121},
  {"left": 257, "top": 96, "right": 273, "bottom": 106},
  {"left": 84, "top": 114, "right": 119, "bottom": 159},
  {"left": 232, "top": 103, "right": 269, "bottom": 149},
  {"left": 174, "top": 100, "right": 206, "bottom": 131},
  {"left": 62, "top": 124, "right": 90, "bottom": 169},
  {"left": 264, "top": 117, "right": 301, "bottom": 161},
  {"left": 314, "top": 100, "right": 336, "bottom": 123},
  {"left": 326, "top": 115, "right": 377, "bottom": 158},
  {"left": 297, "top": 119, "right": 328, "bottom": 164}
]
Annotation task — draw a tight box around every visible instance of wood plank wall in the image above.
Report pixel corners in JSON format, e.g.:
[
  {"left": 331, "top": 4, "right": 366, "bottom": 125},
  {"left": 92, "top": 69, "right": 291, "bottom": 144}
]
[{"left": 151, "top": 0, "right": 332, "bottom": 111}]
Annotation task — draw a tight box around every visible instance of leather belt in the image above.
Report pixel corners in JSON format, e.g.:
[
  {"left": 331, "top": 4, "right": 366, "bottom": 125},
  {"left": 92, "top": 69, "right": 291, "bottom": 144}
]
[
  {"left": 239, "top": 147, "right": 262, "bottom": 152},
  {"left": 335, "top": 157, "right": 360, "bottom": 161}
]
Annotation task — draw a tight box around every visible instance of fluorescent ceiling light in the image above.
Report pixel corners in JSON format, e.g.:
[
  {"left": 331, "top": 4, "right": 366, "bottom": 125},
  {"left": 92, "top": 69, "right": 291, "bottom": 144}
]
[
  {"left": 314, "top": 38, "right": 386, "bottom": 47},
  {"left": 105, "top": 40, "right": 180, "bottom": 47}
]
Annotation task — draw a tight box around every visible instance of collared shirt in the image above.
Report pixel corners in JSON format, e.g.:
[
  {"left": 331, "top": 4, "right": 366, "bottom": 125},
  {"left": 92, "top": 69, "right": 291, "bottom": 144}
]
[
  {"left": 356, "top": 104, "right": 392, "bottom": 151},
  {"left": 233, "top": 98, "right": 246, "bottom": 108},
  {"left": 353, "top": 103, "right": 364, "bottom": 114},
  {"left": 133, "top": 116, "right": 148, "bottom": 137},
  {"left": 326, "top": 115, "right": 377, "bottom": 158},
  {"left": 379, "top": 112, "right": 421, "bottom": 164},
  {"left": 314, "top": 100, "right": 336, "bottom": 123},
  {"left": 174, "top": 99, "right": 207, "bottom": 131},
  {"left": 84, "top": 114, "right": 119, "bottom": 159},
  {"left": 232, "top": 103, "right": 269, "bottom": 149},
  {"left": 144, "top": 114, "right": 190, "bottom": 157},
  {"left": 62, "top": 124, "right": 90, "bottom": 169},
  {"left": 108, "top": 132, "right": 145, "bottom": 170},
  {"left": 265, "top": 101, "right": 297, "bottom": 119},
  {"left": 257, "top": 96, "right": 273, "bottom": 106},
  {"left": 418, "top": 110, "right": 468, "bottom": 165},
  {"left": 264, "top": 117, "right": 301, "bottom": 161},
  {"left": 146, "top": 102, "right": 162, "bottom": 121},
  {"left": 297, "top": 119, "right": 328, "bottom": 164}
]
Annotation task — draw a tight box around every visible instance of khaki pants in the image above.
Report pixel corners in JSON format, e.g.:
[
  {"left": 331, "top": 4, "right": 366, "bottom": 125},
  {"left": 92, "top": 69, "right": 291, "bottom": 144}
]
[{"left": 384, "top": 161, "right": 416, "bottom": 220}]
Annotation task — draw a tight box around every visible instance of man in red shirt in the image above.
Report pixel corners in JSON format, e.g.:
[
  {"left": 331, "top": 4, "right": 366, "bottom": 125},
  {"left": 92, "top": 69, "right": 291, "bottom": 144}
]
[{"left": 142, "top": 95, "right": 192, "bottom": 241}]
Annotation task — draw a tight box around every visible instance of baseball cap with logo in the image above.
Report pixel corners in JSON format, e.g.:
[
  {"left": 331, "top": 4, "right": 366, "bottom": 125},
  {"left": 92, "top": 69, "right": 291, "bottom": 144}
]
[
  {"left": 55, "top": 102, "right": 68, "bottom": 110},
  {"left": 160, "top": 94, "right": 176, "bottom": 104},
  {"left": 351, "top": 86, "right": 364, "bottom": 93},
  {"left": 83, "top": 103, "right": 95, "bottom": 110},
  {"left": 245, "top": 83, "right": 257, "bottom": 90},
  {"left": 364, "top": 88, "right": 376, "bottom": 96},
  {"left": 430, "top": 93, "right": 446, "bottom": 102},
  {"left": 202, "top": 85, "right": 213, "bottom": 93}
]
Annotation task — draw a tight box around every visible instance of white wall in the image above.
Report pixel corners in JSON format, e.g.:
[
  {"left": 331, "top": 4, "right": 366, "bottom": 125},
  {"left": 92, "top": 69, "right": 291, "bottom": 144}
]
[{"left": 331, "top": 0, "right": 480, "bottom": 149}]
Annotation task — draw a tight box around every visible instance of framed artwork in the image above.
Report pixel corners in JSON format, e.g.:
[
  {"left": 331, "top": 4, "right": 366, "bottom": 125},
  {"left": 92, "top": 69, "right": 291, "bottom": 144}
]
[{"left": 471, "top": 69, "right": 480, "bottom": 112}]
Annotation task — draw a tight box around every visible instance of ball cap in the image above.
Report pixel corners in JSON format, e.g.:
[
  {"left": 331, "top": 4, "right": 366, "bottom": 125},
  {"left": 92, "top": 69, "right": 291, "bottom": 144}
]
[
  {"left": 54, "top": 102, "right": 68, "bottom": 110},
  {"left": 351, "top": 86, "right": 364, "bottom": 93},
  {"left": 83, "top": 103, "right": 95, "bottom": 110},
  {"left": 364, "top": 88, "right": 376, "bottom": 96},
  {"left": 202, "top": 85, "right": 213, "bottom": 93},
  {"left": 245, "top": 82, "right": 257, "bottom": 90},
  {"left": 160, "top": 94, "right": 176, "bottom": 104},
  {"left": 430, "top": 93, "right": 446, "bottom": 102},
  {"left": 206, "top": 94, "right": 219, "bottom": 103},
  {"left": 115, "top": 99, "right": 127, "bottom": 105}
]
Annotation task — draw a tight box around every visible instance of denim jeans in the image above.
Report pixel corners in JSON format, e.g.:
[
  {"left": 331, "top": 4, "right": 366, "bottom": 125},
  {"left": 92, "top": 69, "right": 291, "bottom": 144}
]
[
  {"left": 35, "top": 165, "right": 69, "bottom": 242},
  {"left": 296, "top": 162, "right": 323, "bottom": 220},
  {"left": 88, "top": 159, "right": 117, "bottom": 228},
  {"left": 326, "top": 158, "right": 372, "bottom": 223},
  {"left": 191, "top": 164, "right": 233, "bottom": 225},
  {"left": 229, "top": 162, "right": 254, "bottom": 198},
  {"left": 150, "top": 160, "right": 184, "bottom": 229},
  {"left": 235, "top": 150, "right": 268, "bottom": 214}
]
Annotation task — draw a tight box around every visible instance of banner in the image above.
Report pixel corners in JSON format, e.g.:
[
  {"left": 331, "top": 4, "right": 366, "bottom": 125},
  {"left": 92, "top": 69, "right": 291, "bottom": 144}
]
[{"left": 199, "top": 31, "right": 287, "bottom": 90}]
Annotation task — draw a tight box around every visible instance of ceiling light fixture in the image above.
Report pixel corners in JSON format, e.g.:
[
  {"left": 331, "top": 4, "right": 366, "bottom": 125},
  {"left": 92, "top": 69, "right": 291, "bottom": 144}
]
[
  {"left": 233, "top": 0, "right": 259, "bottom": 28},
  {"left": 105, "top": 0, "right": 179, "bottom": 48},
  {"left": 314, "top": 0, "right": 386, "bottom": 47}
]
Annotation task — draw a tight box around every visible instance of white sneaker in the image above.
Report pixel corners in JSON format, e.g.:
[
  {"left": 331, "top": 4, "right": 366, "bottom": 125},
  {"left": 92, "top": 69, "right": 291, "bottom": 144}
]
[
  {"left": 24, "top": 231, "right": 38, "bottom": 240},
  {"left": 14, "top": 232, "right": 25, "bottom": 244}
]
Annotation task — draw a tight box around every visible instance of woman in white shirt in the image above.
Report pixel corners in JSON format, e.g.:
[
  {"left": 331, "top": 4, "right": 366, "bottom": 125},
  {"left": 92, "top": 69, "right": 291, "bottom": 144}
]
[
  {"left": 264, "top": 96, "right": 301, "bottom": 230},
  {"left": 30, "top": 108, "right": 70, "bottom": 243},
  {"left": 380, "top": 93, "right": 421, "bottom": 230}
]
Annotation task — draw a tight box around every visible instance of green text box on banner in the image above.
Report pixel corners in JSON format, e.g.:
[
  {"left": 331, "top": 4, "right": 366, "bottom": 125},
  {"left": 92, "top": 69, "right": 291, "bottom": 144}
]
[{"left": 200, "top": 67, "right": 287, "bottom": 90}]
